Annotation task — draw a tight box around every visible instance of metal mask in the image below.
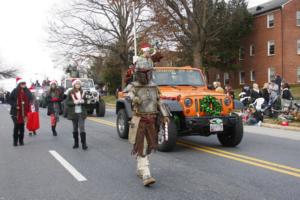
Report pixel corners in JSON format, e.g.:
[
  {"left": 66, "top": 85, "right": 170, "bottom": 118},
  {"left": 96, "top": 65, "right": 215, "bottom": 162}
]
[{"left": 135, "top": 69, "right": 153, "bottom": 85}]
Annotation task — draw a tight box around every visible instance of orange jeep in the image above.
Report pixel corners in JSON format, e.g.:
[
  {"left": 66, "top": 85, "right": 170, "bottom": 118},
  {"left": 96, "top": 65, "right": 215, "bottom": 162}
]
[{"left": 116, "top": 66, "right": 243, "bottom": 151}]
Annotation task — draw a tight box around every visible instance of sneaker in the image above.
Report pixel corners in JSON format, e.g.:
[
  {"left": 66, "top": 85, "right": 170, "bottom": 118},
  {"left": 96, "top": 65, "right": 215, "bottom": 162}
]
[
  {"left": 29, "top": 132, "right": 32, "bottom": 136},
  {"left": 143, "top": 176, "right": 156, "bottom": 187}
]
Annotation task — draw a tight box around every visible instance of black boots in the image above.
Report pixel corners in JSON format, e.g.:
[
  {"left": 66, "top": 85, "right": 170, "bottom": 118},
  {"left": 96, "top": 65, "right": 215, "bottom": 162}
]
[
  {"left": 13, "top": 124, "right": 24, "bottom": 146},
  {"left": 52, "top": 125, "right": 57, "bottom": 136},
  {"left": 80, "top": 132, "right": 88, "bottom": 150},
  {"left": 72, "top": 132, "right": 79, "bottom": 149},
  {"left": 13, "top": 135, "right": 18, "bottom": 146},
  {"left": 19, "top": 131, "right": 24, "bottom": 146}
]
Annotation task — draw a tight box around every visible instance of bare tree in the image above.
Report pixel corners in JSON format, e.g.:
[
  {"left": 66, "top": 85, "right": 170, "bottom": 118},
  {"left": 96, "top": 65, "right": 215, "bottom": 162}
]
[
  {"left": 48, "top": 0, "right": 148, "bottom": 86},
  {"left": 0, "top": 69, "right": 17, "bottom": 79},
  {"left": 148, "top": 0, "right": 252, "bottom": 68}
]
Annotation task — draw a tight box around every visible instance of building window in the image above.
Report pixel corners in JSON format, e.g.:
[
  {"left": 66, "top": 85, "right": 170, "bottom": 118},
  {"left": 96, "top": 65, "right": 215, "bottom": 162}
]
[
  {"left": 224, "top": 73, "right": 229, "bottom": 85},
  {"left": 239, "top": 71, "right": 245, "bottom": 85},
  {"left": 250, "top": 44, "right": 255, "bottom": 56},
  {"left": 297, "top": 40, "right": 300, "bottom": 54},
  {"left": 297, "top": 11, "right": 300, "bottom": 26},
  {"left": 268, "top": 41, "right": 275, "bottom": 56},
  {"left": 267, "top": 14, "right": 274, "bottom": 28},
  {"left": 268, "top": 67, "right": 276, "bottom": 82},
  {"left": 297, "top": 67, "right": 300, "bottom": 82},
  {"left": 250, "top": 70, "right": 256, "bottom": 82},
  {"left": 239, "top": 47, "right": 245, "bottom": 60}
]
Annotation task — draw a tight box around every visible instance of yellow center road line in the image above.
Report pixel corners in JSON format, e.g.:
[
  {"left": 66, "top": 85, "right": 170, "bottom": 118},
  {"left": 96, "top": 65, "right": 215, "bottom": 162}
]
[
  {"left": 88, "top": 117, "right": 116, "bottom": 127},
  {"left": 88, "top": 117, "right": 300, "bottom": 179},
  {"left": 177, "top": 142, "right": 300, "bottom": 178},
  {"left": 178, "top": 140, "right": 300, "bottom": 174}
]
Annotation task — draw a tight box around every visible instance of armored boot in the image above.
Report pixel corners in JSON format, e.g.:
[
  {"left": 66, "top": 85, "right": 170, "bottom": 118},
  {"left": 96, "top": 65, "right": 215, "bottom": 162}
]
[
  {"left": 51, "top": 125, "right": 57, "bottom": 136},
  {"left": 72, "top": 132, "right": 79, "bottom": 149},
  {"left": 80, "top": 132, "right": 88, "bottom": 150},
  {"left": 137, "top": 156, "right": 155, "bottom": 186}
]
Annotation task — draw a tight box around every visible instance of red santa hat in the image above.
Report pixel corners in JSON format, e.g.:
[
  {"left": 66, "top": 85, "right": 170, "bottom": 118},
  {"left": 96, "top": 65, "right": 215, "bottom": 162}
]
[
  {"left": 16, "top": 77, "right": 26, "bottom": 85},
  {"left": 29, "top": 86, "right": 36, "bottom": 93},
  {"left": 50, "top": 80, "right": 58, "bottom": 86},
  {"left": 140, "top": 43, "right": 151, "bottom": 52},
  {"left": 72, "top": 79, "right": 82, "bottom": 86}
]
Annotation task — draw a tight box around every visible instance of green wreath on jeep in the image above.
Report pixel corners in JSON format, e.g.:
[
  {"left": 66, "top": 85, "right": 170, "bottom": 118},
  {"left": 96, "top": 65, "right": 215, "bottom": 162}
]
[{"left": 200, "top": 95, "right": 222, "bottom": 116}]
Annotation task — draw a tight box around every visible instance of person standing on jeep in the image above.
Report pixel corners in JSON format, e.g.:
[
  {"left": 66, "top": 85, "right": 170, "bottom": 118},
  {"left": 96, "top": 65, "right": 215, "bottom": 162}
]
[
  {"left": 46, "top": 80, "right": 63, "bottom": 136},
  {"left": 66, "top": 79, "right": 88, "bottom": 150},
  {"left": 126, "top": 44, "right": 170, "bottom": 187}
]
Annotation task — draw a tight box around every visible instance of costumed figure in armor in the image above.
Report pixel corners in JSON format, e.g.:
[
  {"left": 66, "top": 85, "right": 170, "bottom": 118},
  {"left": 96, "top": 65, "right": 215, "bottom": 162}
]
[{"left": 125, "top": 44, "right": 170, "bottom": 186}]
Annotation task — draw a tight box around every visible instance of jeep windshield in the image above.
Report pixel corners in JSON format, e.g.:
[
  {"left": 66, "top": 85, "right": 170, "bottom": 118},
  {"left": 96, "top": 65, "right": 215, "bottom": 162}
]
[
  {"left": 66, "top": 79, "right": 94, "bottom": 89},
  {"left": 152, "top": 69, "right": 205, "bottom": 86}
]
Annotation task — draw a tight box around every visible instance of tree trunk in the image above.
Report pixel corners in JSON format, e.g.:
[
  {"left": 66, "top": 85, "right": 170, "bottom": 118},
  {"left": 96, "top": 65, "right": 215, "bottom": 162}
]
[
  {"left": 121, "top": 66, "right": 127, "bottom": 89},
  {"left": 192, "top": 42, "right": 202, "bottom": 68}
]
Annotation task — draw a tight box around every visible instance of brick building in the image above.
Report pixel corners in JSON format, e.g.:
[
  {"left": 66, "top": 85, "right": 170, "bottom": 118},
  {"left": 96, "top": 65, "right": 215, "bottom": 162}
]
[{"left": 208, "top": 0, "right": 300, "bottom": 88}]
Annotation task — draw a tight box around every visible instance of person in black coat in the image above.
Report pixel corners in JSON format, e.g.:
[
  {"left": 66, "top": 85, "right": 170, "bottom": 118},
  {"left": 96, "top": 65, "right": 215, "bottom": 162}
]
[
  {"left": 246, "top": 105, "right": 263, "bottom": 125},
  {"left": 261, "top": 83, "right": 270, "bottom": 105},
  {"left": 275, "top": 75, "right": 282, "bottom": 94},
  {"left": 250, "top": 83, "right": 262, "bottom": 103},
  {"left": 46, "top": 80, "right": 63, "bottom": 136},
  {"left": 282, "top": 83, "right": 293, "bottom": 100},
  {"left": 9, "top": 78, "right": 33, "bottom": 146}
]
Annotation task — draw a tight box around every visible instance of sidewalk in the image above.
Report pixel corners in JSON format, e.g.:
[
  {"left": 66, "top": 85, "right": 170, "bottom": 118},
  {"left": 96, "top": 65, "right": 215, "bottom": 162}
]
[{"left": 261, "top": 123, "right": 300, "bottom": 132}]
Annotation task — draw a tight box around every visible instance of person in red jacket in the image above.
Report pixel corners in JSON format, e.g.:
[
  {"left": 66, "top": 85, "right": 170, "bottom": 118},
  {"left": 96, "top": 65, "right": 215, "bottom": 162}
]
[
  {"left": 9, "top": 77, "right": 33, "bottom": 146},
  {"left": 46, "top": 80, "right": 63, "bottom": 136}
]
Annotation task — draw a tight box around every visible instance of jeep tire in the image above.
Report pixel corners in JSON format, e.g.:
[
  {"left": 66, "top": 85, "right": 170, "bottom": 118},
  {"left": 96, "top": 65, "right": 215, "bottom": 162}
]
[
  {"left": 158, "top": 119, "right": 177, "bottom": 152},
  {"left": 117, "top": 109, "right": 129, "bottom": 139},
  {"left": 96, "top": 99, "right": 105, "bottom": 117},
  {"left": 217, "top": 116, "right": 243, "bottom": 147}
]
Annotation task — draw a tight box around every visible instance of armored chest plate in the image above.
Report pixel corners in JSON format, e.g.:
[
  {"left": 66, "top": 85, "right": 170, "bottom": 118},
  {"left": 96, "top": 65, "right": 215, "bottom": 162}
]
[{"left": 135, "top": 86, "right": 158, "bottom": 114}]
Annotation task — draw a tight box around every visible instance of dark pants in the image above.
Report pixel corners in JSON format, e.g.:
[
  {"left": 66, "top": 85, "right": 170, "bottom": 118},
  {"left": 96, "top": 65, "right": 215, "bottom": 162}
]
[
  {"left": 12, "top": 116, "right": 25, "bottom": 145},
  {"left": 72, "top": 114, "right": 85, "bottom": 133}
]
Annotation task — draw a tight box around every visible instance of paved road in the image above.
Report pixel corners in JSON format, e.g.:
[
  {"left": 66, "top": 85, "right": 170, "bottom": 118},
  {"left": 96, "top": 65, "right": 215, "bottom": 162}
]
[{"left": 0, "top": 104, "right": 299, "bottom": 200}]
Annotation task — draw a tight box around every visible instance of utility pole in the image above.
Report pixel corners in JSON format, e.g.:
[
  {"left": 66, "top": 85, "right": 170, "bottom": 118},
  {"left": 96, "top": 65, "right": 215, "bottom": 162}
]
[{"left": 132, "top": 1, "right": 138, "bottom": 63}]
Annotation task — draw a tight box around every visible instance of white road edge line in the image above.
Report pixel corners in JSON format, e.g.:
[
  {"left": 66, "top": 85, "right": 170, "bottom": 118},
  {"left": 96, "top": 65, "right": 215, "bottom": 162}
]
[{"left": 49, "top": 150, "right": 87, "bottom": 182}]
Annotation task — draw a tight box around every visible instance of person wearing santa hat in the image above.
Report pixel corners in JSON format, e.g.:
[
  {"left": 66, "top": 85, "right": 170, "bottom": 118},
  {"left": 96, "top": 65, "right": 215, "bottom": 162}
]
[
  {"left": 135, "top": 43, "right": 154, "bottom": 70},
  {"left": 46, "top": 80, "right": 63, "bottom": 136},
  {"left": 65, "top": 79, "right": 88, "bottom": 150},
  {"left": 9, "top": 77, "right": 33, "bottom": 146}
]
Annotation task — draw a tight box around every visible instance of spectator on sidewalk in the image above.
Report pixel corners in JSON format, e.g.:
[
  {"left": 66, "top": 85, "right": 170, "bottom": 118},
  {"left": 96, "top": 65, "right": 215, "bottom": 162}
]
[
  {"left": 246, "top": 105, "right": 263, "bottom": 126},
  {"left": 225, "top": 84, "right": 235, "bottom": 99},
  {"left": 261, "top": 83, "right": 270, "bottom": 105},
  {"left": 213, "top": 81, "right": 225, "bottom": 93},
  {"left": 250, "top": 83, "right": 262, "bottom": 103},
  {"left": 275, "top": 75, "right": 282, "bottom": 94},
  {"left": 282, "top": 83, "right": 293, "bottom": 100}
]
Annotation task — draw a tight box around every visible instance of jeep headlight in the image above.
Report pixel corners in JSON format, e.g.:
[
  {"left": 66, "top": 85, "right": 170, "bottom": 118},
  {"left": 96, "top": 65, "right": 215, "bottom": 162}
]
[
  {"left": 93, "top": 92, "right": 98, "bottom": 97},
  {"left": 224, "top": 97, "right": 231, "bottom": 106},
  {"left": 184, "top": 98, "right": 193, "bottom": 107}
]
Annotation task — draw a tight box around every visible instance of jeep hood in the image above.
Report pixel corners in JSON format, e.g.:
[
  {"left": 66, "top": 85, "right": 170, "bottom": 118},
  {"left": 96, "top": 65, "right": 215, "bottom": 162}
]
[{"left": 158, "top": 86, "right": 226, "bottom": 98}]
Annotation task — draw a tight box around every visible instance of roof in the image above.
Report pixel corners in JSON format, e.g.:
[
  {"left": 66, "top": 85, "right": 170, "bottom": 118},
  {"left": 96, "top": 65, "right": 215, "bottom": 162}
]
[{"left": 248, "top": 0, "right": 290, "bottom": 15}]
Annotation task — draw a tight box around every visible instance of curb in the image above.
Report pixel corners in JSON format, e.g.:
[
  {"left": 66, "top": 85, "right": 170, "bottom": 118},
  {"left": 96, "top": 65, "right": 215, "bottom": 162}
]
[{"left": 261, "top": 123, "right": 300, "bottom": 132}]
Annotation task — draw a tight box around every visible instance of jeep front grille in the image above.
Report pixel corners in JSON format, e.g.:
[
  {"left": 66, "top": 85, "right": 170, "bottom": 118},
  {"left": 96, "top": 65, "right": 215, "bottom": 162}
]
[{"left": 195, "top": 98, "right": 223, "bottom": 113}]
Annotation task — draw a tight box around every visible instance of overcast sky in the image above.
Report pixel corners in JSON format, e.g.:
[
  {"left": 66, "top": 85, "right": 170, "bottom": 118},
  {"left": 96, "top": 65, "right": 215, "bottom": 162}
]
[{"left": 0, "top": 0, "right": 270, "bottom": 90}]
